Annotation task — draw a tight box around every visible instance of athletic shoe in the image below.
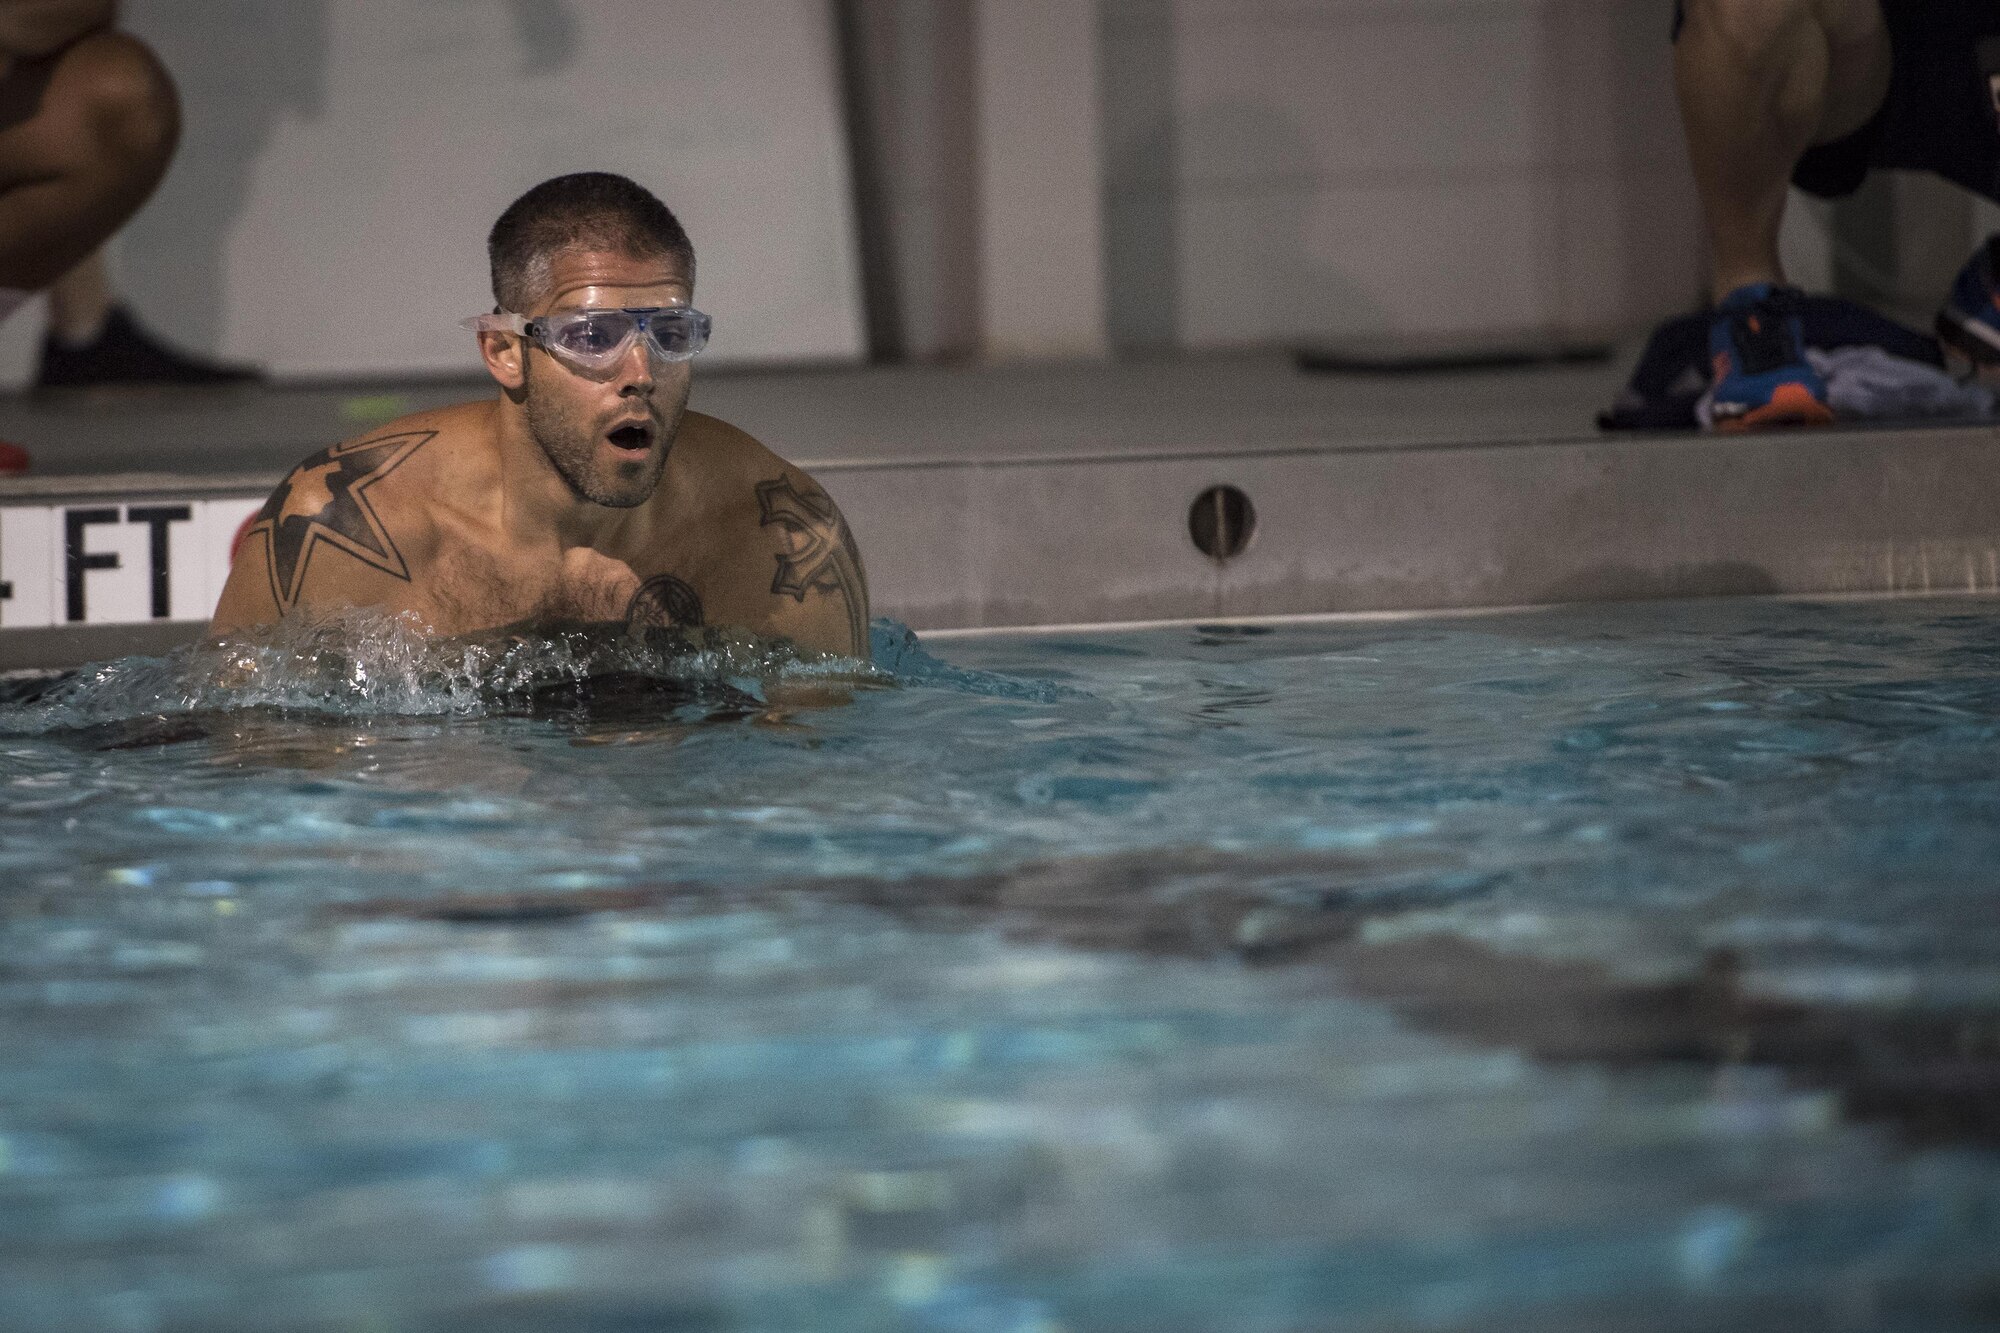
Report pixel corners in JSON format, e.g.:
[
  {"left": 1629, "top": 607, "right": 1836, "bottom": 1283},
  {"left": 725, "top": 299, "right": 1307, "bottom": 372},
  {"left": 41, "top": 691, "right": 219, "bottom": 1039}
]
[
  {"left": 1935, "top": 233, "right": 2000, "bottom": 377},
  {"left": 1706, "top": 282, "right": 1834, "bottom": 431},
  {"left": 34, "top": 305, "right": 263, "bottom": 392}
]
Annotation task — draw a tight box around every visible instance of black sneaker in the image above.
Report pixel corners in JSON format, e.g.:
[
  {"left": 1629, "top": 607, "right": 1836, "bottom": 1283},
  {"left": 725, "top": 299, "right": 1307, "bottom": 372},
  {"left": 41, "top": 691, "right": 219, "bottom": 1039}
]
[{"left": 34, "top": 305, "right": 264, "bottom": 391}]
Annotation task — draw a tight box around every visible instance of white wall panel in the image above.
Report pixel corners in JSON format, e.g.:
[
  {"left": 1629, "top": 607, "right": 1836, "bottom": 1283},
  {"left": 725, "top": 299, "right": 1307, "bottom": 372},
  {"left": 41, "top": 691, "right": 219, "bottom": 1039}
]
[
  {"left": 976, "top": 0, "right": 1108, "bottom": 359},
  {"left": 1179, "top": 179, "right": 1549, "bottom": 344},
  {"left": 1103, "top": 0, "right": 1707, "bottom": 351},
  {"left": 1173, "top": 6, "right": 1544, "bottom": 186},
  {"left": 111, "top": 0, "right": 863, "bottom": 378}
]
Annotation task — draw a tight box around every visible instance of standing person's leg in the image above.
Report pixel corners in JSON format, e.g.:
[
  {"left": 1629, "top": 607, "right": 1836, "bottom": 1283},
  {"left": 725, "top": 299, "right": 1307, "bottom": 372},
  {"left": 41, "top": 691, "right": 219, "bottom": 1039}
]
[
  {"left": 0, "top": 30, "right": 178, "bottom": 298},
  {"left": 46, "top": 247, "right": 112, "bottom": 343},
  {"left": 1673, "top": 0, "right": 1893, "bottom": 428},
  {"left": 37, "top": 245, "right": 265, "bottom": 389},
  {"left": 0, "top": 31, "right": 172, "bottom": 468},
  {"left": 1675, "top": 0, "right": 1892, "bottom": 302}
]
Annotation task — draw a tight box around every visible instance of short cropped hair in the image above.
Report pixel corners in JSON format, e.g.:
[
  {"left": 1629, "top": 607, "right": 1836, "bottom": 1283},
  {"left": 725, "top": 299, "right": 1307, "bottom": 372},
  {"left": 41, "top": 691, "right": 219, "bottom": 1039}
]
[{"left": 487, "top": 172, "right": 696, "bottom": 311}]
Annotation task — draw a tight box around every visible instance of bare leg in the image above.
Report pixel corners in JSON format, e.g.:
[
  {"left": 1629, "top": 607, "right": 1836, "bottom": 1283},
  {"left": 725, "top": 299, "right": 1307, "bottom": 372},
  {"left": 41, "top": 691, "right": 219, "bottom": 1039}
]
[
  {"left": 47, "top": 247, "right": 111, "bottom": 343},
  {"left": 0, "top": 30, "right": 178, "bottom": 292},
  {"left": 1675, "top": 0, "right": 1891, "bottom": 302}
]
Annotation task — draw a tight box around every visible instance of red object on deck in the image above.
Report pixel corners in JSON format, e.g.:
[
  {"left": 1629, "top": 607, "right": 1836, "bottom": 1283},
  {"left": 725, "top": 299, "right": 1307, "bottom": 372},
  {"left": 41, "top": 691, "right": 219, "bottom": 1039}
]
[{"left": 0, "top": 440, "right": 29, "bottom": 474}]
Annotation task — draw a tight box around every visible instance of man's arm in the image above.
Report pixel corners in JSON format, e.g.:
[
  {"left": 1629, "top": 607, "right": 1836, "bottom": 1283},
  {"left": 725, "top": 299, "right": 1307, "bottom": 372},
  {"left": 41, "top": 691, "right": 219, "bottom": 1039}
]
[
  {"left": 210, "top": 431, "right": 437, "bottom": 635},
  {"left": 0, "top": 0, "right": 115, "bottom": 60},
  {"left": 749, "top": 469, "right": 870, "bottom": 659},
  {"left": 209, "top": 518, "right": 283, "bottom": 634}
]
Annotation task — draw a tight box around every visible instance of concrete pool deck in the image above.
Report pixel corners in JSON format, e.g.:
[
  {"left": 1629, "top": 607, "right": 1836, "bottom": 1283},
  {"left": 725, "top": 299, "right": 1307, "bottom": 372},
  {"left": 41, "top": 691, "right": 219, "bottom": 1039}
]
[{"left": 4, "top": 351, "right": 2000, "bottom": 667}]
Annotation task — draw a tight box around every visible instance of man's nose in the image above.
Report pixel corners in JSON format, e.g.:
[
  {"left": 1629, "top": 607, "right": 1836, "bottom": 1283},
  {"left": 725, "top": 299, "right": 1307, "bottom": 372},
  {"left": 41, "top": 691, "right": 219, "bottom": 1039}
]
[{"left": 614, "top": 336, "right": 654, "bottom": 393}]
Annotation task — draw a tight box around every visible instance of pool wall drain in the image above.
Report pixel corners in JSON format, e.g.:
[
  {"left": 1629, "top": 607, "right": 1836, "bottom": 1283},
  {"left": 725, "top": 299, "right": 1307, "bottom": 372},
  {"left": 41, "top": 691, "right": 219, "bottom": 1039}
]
[
  {"left": 5, "top": 424, "right": 2000, "bottom": 668},
  {"left": 1189, "top": 485, "right": 1256, "bottom": 562}
]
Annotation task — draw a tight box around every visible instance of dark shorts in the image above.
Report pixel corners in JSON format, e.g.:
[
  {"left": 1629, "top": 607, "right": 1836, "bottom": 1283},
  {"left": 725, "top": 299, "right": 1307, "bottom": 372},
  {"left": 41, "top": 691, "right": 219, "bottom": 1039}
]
[{"left": 1674, "top": 0, "right": 2000, "bottom": 203}]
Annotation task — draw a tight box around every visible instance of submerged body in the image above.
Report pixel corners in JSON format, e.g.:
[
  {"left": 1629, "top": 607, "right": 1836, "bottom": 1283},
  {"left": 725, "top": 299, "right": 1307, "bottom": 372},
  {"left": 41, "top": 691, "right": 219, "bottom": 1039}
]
[{"left": 211, "top": 173, "right": 869, "bottom": 658}]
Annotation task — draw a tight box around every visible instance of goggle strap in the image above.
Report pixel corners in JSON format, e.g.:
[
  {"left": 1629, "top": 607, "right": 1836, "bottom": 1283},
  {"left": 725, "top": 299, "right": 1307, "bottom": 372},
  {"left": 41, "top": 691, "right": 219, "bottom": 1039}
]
[{"left": 459, "top": 312, "right": 529, "bottom": 335}]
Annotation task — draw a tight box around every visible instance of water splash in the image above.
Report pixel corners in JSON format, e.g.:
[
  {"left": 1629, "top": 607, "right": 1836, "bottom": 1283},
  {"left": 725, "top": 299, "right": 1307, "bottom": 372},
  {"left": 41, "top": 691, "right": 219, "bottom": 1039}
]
[
  {"left": 0, "top": 615, "right": 1068, "bottom": 736},
  {"left": 869, "top": 621, "right": 1075, "bottom": 702},
  {"left": 0, "top": 609, "right": 895, "bottom": 734}
]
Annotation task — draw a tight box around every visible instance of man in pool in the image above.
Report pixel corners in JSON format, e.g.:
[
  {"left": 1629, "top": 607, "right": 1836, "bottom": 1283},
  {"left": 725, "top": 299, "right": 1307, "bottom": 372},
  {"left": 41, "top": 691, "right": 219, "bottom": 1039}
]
[{"left": 210, "top": 172, "right": 870, "bottom": 659}]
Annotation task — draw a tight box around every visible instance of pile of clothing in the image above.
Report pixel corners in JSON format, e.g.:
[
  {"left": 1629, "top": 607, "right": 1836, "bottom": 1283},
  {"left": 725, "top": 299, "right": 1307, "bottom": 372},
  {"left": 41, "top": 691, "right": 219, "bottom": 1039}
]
[{"left": 1599, "top": 294, "right": 1994, "bottom": 431}]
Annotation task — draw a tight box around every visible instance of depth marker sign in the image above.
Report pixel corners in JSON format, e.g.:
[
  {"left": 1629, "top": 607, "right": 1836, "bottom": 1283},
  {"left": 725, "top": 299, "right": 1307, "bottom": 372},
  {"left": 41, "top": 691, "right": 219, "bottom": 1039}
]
[{"left": 0, "top": 497, "right": 263, "bottom": 629}]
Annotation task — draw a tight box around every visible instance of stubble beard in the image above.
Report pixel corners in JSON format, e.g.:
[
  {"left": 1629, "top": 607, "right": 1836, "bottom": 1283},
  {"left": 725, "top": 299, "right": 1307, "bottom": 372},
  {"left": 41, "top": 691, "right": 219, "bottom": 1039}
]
[{"left": 522, "top": 359, "right": 691, "bottom": 509}]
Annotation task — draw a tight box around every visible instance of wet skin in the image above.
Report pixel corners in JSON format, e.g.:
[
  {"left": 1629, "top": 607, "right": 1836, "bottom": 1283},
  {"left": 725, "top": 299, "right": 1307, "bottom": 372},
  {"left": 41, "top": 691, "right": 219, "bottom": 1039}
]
[{"left": 210, "top": 247, "right": 870, "bottom": 658}]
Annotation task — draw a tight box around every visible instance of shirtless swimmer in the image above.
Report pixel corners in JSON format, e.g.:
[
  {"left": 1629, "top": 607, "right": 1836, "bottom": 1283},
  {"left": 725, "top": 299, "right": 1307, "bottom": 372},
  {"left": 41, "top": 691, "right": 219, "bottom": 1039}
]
[{"left": 210, "top": 172, "right": 869, "bottom": 658}]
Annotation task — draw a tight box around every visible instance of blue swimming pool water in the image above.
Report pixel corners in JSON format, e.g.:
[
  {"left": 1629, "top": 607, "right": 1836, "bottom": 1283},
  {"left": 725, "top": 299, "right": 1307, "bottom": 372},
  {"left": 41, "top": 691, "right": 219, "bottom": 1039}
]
[{"left": 2, "top": 597, "right": 1999, "bottom": 1331}]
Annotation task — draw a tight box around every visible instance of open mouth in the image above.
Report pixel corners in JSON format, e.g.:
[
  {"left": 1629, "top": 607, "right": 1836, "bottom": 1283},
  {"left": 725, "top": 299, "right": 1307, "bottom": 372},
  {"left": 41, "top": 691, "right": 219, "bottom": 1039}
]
[{"left": 605, "top": 423, "right": 653, "bottom": 453}]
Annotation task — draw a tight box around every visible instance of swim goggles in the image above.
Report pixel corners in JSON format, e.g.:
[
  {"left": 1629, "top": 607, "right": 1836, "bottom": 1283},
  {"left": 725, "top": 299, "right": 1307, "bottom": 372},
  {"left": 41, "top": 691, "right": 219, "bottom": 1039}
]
[{"left": 461, "top": 305, "right": 712, "bottom": 373}]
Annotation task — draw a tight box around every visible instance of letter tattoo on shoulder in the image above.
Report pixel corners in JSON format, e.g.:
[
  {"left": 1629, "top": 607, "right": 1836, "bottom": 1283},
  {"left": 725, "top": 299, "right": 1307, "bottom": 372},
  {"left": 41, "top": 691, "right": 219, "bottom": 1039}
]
[
  {"left": 625, "top": 574, "right": 704, "bottom": 629},
  {"left": 248, "top": 431, "right": 433, "bottom": 613},
  {"left": 756, "top": 474, "right": 867, "bottom": 652}
]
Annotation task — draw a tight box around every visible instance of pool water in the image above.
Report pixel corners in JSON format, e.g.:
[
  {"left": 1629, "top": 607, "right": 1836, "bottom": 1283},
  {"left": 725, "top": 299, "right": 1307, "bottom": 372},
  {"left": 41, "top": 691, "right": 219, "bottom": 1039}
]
[{"left": 2, "top": 597, "right": 1999, "bottom": 1331}]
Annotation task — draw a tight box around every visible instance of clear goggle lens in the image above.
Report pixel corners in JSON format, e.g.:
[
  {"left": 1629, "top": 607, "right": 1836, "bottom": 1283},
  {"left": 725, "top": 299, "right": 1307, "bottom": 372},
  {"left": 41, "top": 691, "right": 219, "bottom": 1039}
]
[{"left": 463, "top": 307, "right": 712, "bottom": 371}]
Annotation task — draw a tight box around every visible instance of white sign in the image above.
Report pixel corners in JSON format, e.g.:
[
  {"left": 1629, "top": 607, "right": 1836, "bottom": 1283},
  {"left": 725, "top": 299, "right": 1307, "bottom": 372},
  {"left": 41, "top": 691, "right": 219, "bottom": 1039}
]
[{"left": 0, "top": 497, "right": 263, "bottom": 629}]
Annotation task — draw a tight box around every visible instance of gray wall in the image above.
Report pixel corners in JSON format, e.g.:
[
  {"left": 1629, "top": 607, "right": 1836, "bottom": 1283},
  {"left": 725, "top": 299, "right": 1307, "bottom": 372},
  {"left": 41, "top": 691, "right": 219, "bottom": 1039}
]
[
  {"left": 9, "top": 0, "right": 1974, "bottom": 380},
  {"left": 0, "top": 0, "right": 865, "bottom": 384},
  {"left": 841, "top": 0, "right": 981, "bottom": 361},
  {"left": 851, "top": 0, "right": 1714, "bottom": 360},
  {"left": 1102, "top": 0, "right": 1708, "bottom": 351}
]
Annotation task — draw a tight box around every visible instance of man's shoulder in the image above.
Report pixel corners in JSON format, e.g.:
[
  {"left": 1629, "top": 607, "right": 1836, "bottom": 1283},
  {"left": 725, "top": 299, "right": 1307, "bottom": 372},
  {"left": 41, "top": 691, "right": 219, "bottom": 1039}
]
[
  {"left": 673, "top": 410, "right": 842, "bottom": 515},
  {"left": 250, "top": 404, "right": 492, "bottom": 595},
  {"left": 661, "top": 413, "right": 868, "bottom": 655},
  {"left": 263, "top": 403, "right": 487, "bottom": 527},
  {"left": 676, "top": 409, "right": 791, "bottom": 480},
  {"left": 668, "top": 408, "right": 848, "bottom": 528}
]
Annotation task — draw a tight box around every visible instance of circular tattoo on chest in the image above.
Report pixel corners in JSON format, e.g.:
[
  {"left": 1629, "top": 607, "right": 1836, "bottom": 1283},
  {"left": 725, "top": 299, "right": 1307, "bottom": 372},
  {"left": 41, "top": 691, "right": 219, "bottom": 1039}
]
[{"left": 625, "top": 574, "right": 705, "bottom": 629}]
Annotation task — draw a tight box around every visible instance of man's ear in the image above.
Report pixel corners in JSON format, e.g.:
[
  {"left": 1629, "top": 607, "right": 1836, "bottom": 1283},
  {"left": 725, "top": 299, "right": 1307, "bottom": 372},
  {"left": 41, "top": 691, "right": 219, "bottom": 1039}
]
[{"left": 478, "top": 330, "right": 526, "bottom": 391}]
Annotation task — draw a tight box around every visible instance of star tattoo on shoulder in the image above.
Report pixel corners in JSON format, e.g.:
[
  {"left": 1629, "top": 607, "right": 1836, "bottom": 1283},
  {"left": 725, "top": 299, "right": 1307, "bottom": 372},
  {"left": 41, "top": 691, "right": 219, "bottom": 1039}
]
[
  {"left": 756, "top": 474, "right": 867, "bottom": 652},
  {"left": 248, "top": 431, "right": 434, "bottom": 613}
]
